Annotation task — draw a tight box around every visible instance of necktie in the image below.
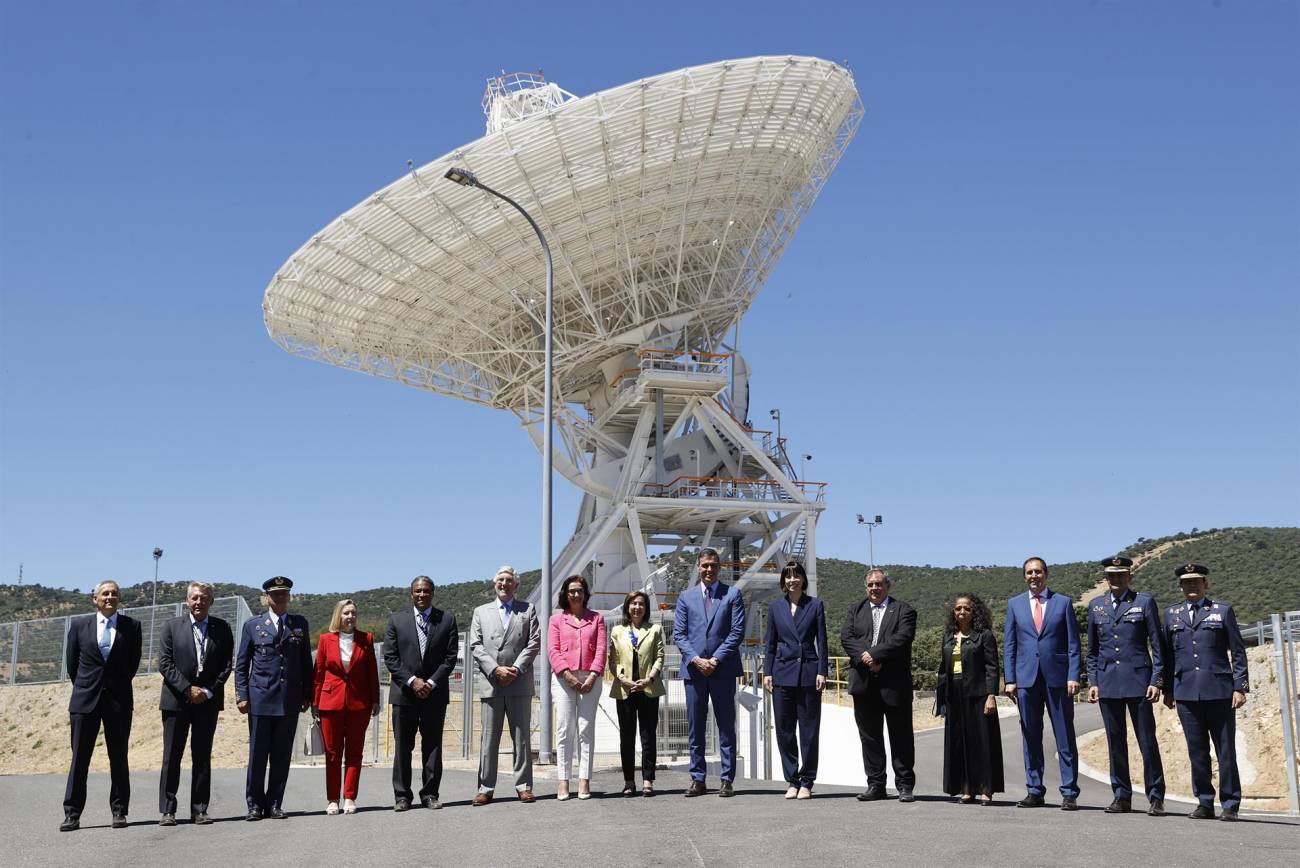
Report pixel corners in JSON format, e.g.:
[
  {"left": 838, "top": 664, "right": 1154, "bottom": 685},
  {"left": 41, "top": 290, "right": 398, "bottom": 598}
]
[
  {"left": 193, "top": 621, "right": 207, "bottom": 674},
  {"left": 871, "top": 605, "right": 884, "bottom": 644},
  {"left": 704, "top": 589, "right": 714, "bottom": 616},
  {"left": 1032, "top": 596, "right": 1044, "bottom": 632},
  {"left": 275, "top": 616, "right": 284, "bottom": 642},
  {"left": 500, "top": 603, "right": 511, "bottom": 629},
  {"left": 417, "top": 612, "right": 429, "bottom": 657},
  {"left": 99, "top": 618, "right": 113, "bottom": 659}
]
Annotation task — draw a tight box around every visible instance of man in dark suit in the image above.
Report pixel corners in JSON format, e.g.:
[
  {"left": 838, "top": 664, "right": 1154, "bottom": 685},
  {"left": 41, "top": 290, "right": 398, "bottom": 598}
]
[
  {"left": 840, "top": 568, "right": 918, "bottom": 802},
  {"left": 157, "top": 581, "right": 234, "bottom": 826},
  {"left": 674, "top": 547, "right": 747, "bottom": 798},
  {"left": 61, "top": 580, "right": 143, "bottom": 831},
  {"left": 383, "top": 575, "right": 459, "bottom": 811},
  {"left": 1086, "top": 556, "right": 1166, "bottom": 816},
  {"left": 1004, "top": 556, "right": 1082, "bottom": 810},
  {"left": 235, "top": 576, "right": 312, "bottom": 820},
  {"left": 1162, "top": 563, "right": 1249, "bottom": 821}
]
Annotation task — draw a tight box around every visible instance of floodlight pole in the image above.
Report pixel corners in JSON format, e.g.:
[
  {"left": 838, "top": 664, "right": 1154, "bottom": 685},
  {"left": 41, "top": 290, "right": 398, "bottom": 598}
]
[
  {"left": 856, "top": 514, "right": 882, "bottom": 569},
  {"left": 445, "top": 168, "right": 555, "bottom": 764},
  {"left": 149, "top": 547, "right": 163, "bottom": 674}
]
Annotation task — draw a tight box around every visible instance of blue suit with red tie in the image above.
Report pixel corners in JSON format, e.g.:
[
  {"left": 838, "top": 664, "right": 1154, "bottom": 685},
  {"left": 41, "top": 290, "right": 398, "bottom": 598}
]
[
  {"left": 1004, "top": 587, "right": 1081, "bottom": 799},
  {"left": 674, "top": 580, "right": 746, "bottom": 783}
]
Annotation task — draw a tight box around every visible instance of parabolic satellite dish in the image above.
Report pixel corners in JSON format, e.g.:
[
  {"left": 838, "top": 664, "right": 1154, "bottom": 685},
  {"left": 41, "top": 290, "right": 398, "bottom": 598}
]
[{"left": 263, "top": 56, "right": 862, "bottom": 605}]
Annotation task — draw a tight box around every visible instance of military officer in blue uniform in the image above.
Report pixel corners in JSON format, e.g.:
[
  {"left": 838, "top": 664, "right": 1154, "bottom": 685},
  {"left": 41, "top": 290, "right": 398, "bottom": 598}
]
[
  {"left": 235, "top": 576, "right": 313, "bottom": 820},
  {"left": 1161, "top": 563, "right": 1249, "bottom": 821},
  {"left": 1086, "top": 555, "right": 1166, "bottom": 816}
]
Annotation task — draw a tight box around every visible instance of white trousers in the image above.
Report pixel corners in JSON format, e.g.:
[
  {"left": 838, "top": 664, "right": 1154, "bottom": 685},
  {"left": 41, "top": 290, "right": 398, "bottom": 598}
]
[{"left": 554, "top": 671, "right": 602, "bottom": 780}]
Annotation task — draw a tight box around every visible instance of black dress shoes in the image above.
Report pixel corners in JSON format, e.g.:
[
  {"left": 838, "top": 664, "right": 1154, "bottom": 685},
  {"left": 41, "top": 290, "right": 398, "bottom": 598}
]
[
  {"left": 111, "top": 814, "right": 128, "bottom": 829},
  {"left": 897, "top": 788, "right": 915, "bottom": 803},
  {"left": 246, "top": 806, "right": 263, "bottom": 821},
  {"left": 684, "top": 780, "right": 707, "bottom": 797},
  {"left": 1188, "top": 805, "right": 1215, "bottom": 820},
  {"left": 718, "top": 781, "right": 735, "bottom": 798},
  {"left": 159, "top": 813, "right": 177, "bottom": 826},
  {"left": 1017, "top": 794, "right": 1046, "bottom": 808},
  {"left": 1220, "top": 809, "right": 1239, "bottom": 822},
  {"left": 1105, "top": 798, "right": 1131, "bottom": 814},
  {"left": 1060, "top": 797, "right": 1079, "bottom": 811},
  {"left": 1147, "top": 799, "right": 1166, "bottom": 817},
  {"left": 421, "top": 796, "right": 442, "bottom": 810},
  {"left": 267, "top": 805, "right": 287, "bottom": 820},
  {"left": 59, "top": 816, "right": 79, "bottom": 832},
  {"left": 856, "top": 787, "right": 887, "bottom": 802},
  {"left": 393, "top": 797, "right": 411, "bottom": 812},
  {"left": 192, "top": 811, "right": 213, "bottom": 825}
]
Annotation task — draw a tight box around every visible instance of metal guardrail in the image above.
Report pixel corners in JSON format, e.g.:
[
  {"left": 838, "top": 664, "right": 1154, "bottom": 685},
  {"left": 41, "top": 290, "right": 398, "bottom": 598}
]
[{"left": 0, "top": 597, "right": 254, "bottom": 685}]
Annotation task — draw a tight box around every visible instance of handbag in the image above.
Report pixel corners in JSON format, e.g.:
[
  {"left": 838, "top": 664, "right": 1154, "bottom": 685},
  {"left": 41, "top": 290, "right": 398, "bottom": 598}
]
[
  {"left": 932, "top": 677, "right": 947, "bottom": 718},
  {"left": 306, "top": 718, "right": 325, "bottom": 756}
]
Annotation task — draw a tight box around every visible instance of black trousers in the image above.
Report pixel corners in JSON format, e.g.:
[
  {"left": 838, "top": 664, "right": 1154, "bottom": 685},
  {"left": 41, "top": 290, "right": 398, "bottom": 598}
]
[
  {"left": 246, "top": 712, "right": 299, "bottom": 810},
  {"left": 852, "top": 687, "right": 915, "bottom": 790},
  {"left": 615, "top": 693, "right": 660, "bottom": 782},
  {"left": 64, "top": 702, "right": 133, "bottom": 818},
  {"left": 391, "top": 701, "right": 447, "bottom": 800},
  {"left": 159, "top": 704, "right": 220, "bottom": 814},
  {"left": 772, "top": 685, "right": 821, "bottom": 788},
  {"left": 1177, "top": 698, "right": 1240, "bottom": 812}
]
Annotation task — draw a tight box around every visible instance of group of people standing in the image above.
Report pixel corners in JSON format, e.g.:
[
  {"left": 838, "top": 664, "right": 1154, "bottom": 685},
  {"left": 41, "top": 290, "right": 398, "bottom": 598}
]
[{"left": 57, "top": 550, "right": 1251, "bottom": 830}]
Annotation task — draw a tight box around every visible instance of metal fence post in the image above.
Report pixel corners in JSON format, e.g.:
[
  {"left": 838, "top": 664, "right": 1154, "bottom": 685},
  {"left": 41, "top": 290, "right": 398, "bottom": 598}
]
[
  {"left": 462, "top": 630, "right": 473, "bottom": 760},
  {"left": 1276, "top": 612, "right": 1300, "bottom": 816},
  {"left": 9, "top": 622, "right": 19, "bottom": 685},
  {"left": 60, "top": 617, "right": 71, "bottom": 681}
]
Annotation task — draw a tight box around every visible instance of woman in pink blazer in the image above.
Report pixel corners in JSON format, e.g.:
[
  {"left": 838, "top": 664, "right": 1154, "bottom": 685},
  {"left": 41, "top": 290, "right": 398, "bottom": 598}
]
[
  {"left": 312, "top": 599, "right": 381, "bottom": 814},
  {"left": 547, "top": 575, "right": 607, "bottom": 799}
]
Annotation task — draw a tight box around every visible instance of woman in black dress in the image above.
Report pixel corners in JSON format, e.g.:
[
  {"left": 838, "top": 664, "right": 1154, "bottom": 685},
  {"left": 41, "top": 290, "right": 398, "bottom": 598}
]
[{"left": 935, "top": 593, "right": 1004, "bottom": 804}]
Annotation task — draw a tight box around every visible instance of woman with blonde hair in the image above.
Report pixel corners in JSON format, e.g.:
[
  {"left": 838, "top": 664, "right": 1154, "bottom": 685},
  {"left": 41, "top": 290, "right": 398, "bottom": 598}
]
[{"left": 312, "top": 599, "right": 380, "bottom": 814}]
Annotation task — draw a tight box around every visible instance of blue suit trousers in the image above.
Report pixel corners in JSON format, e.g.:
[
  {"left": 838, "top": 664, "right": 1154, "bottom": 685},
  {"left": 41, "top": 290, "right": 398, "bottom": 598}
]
[
  {"left": 1176, "top": 699, "right": 1240, "bottom": 811},
  {"left": 1099, "top": 697, "right": 1164, "bottom": 801},
  {"left": 1017, "top": 675, "right": 1079, "bottom": 798},
  {"left": 684, "top": 675, "right": 737, "bottom": 782}
]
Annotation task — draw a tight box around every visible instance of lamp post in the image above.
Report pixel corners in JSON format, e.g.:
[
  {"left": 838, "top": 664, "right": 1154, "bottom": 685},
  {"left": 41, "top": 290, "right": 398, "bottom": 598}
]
[
  {"left": 445, "top": 167, "right": 556, "bottom": 764},
  {"left": 855, "top": 514, "right": 882, "bottom": 569},
  {"left": 800, "top": 453, "right": 812, "bottom": 482},
  {"left": 148, "top": 547, "right": 163, "bottom": 674}
]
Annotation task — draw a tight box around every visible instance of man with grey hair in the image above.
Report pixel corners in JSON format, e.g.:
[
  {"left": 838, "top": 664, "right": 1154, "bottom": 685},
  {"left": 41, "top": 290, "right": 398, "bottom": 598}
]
[
  {"left": 674, "top": 547, "right": 746, "bottom": 797},
  {"left": 61, "top": 580, "right": 143, "bottom": 831},
  {"left": 469, "top": 566, "right": 541, "bottom": 805},
  {"left": 841, "top": 568, "right": 918, "bottom": 802},
  {"left": 157, "top": 581, "right": 234, "bottom": 825}
]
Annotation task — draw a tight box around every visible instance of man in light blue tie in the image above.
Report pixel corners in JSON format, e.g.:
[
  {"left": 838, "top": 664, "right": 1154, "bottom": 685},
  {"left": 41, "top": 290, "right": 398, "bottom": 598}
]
[
  {"left": 674, "top": 548, "right": 746, "bottom": 797},
  {"left": 62, "top": 580, "right": 143, "bottom": 831}
]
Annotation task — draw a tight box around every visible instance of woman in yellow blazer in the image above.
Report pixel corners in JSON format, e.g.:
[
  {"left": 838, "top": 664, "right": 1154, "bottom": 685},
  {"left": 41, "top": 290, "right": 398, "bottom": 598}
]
[{"left": 607, "top": 590, "right": 665, "bottom": 797}]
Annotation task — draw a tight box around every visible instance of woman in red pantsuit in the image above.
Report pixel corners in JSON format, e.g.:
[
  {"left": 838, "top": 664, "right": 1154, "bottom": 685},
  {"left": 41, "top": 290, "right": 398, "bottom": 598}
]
[{"left": 313, "top": 599, "right": 380, "bottom": 814}]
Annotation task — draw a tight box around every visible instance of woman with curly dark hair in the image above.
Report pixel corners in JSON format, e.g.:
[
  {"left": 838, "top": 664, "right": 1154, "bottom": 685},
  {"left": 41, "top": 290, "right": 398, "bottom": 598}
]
[{"left": 935, "top": 593, "right": 1004, "bottom": 804}]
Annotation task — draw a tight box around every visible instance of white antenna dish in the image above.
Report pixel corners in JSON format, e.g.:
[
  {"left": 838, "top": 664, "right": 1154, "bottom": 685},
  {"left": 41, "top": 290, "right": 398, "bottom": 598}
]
[{"left": 262, "top": 55, "right": 863, "bottom": 608}]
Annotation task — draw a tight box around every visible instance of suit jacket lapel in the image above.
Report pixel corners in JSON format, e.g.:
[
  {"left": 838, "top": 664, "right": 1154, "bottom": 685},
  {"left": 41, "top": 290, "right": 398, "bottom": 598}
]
[
  {"left": 791, "top": 594, "right": 811, "bottom": 632},
  {"left": 703, "top": 585, "right": 719, "bottom": 629},
  {"left": 1192, "top": 599, "right": 1211, "bottom": 629},
  {"left": 878, "top": 600, "right": 897, "bottom": 640},
  {"left": 1108, "top": 589, "right": 1130, "bottom": 624}
]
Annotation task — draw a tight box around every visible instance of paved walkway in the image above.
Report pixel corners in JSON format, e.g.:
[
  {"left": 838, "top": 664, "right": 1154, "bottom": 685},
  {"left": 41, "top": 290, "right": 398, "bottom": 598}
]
[{"left": 9, "top": 720, "right": 1297, "bottom": 868}]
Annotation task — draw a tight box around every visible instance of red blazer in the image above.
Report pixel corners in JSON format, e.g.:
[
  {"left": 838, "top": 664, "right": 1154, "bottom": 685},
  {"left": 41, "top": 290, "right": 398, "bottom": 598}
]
[{"left": 313, "top": 631, "right": 381, "bottom": 712}]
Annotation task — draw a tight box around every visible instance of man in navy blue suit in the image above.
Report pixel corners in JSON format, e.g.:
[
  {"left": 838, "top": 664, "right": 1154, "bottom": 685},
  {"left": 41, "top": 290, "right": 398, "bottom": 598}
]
[
  {"left": 674, "top": 547, "right": 746, "bottom": 797},
  {"left": 1086, "top": 555, "right": 1166, "bottom": 816},
  {"left": 61, "top": 580, "right": 143, "bottom": 832},
  {"left": 1004, "top": 556, "right": 1081, "bottom": 809},
  {"left": 235, "top": 576, "right": 313, "bottom": 820},
  {"left": 1162, "top": 563, "right": 1249, "bottom": 821}
]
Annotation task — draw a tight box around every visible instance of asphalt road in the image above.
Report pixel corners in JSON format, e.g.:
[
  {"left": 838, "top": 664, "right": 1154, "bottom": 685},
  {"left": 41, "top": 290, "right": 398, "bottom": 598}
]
[{"left": 8, "top": 702, "right": 1296, "bottom": 868}]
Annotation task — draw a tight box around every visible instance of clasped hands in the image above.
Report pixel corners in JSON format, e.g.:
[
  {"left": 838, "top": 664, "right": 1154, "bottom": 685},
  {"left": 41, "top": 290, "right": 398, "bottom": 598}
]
[
  {"left": 692, "top": 656, "right": 720, "bottom": 676},
  {"left": 563, "top": 670, "right": 597, "bottom": 694},
  {"left": 493, "top": 665, "right": 521, "bottom": 687},
  {"left": 410, "top": 676, "right": 436, "bottom": 700},
  {"left": 185, "top": 685, "right": 209, "bottom": 705},
  {"left": 619, "top": 675, "right": 650, "bottom": 693},
  {"left": 858, "top": 651, "right": 882, "bottom": 673}
]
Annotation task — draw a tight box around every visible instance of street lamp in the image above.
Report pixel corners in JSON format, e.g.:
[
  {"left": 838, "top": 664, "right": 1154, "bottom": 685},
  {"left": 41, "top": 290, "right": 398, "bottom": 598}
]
[
  {"left": 768, "top": 408, "right": 781, "bottom": 441},
  {"left": 855, "top": 514, "right": 882, "bottom": 569},
  {"left": 445, "top": 167, "right": 556, "bottom": 764},
  {"left": 148, "top": 547, "right": 163, "bottom": 674},
  {"left": 800, "top": 453, "right": 812, "bottom": 481}
]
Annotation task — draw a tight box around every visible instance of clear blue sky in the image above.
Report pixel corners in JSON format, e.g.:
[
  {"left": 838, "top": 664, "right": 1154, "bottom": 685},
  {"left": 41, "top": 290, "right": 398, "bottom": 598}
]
[{"left": 2, "top": 1, "right": 1296, "bottom": 593}]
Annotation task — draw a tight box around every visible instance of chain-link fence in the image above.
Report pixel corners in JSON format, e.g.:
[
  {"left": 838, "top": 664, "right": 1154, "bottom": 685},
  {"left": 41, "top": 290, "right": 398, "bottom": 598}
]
[{"left": 0, "top": 597, "right": 253, "bottom": 685}]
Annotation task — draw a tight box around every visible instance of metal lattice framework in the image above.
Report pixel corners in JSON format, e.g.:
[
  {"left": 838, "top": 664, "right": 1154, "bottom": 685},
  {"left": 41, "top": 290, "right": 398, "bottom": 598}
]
[{"left": 262, "top": 56, "right": 863, "bottom": 415}]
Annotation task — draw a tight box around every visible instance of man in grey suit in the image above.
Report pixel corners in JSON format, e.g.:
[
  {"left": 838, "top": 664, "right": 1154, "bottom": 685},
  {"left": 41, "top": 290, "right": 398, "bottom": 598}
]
[{"left": 469, "top": 566, "right": 541, "bottom": 805}]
